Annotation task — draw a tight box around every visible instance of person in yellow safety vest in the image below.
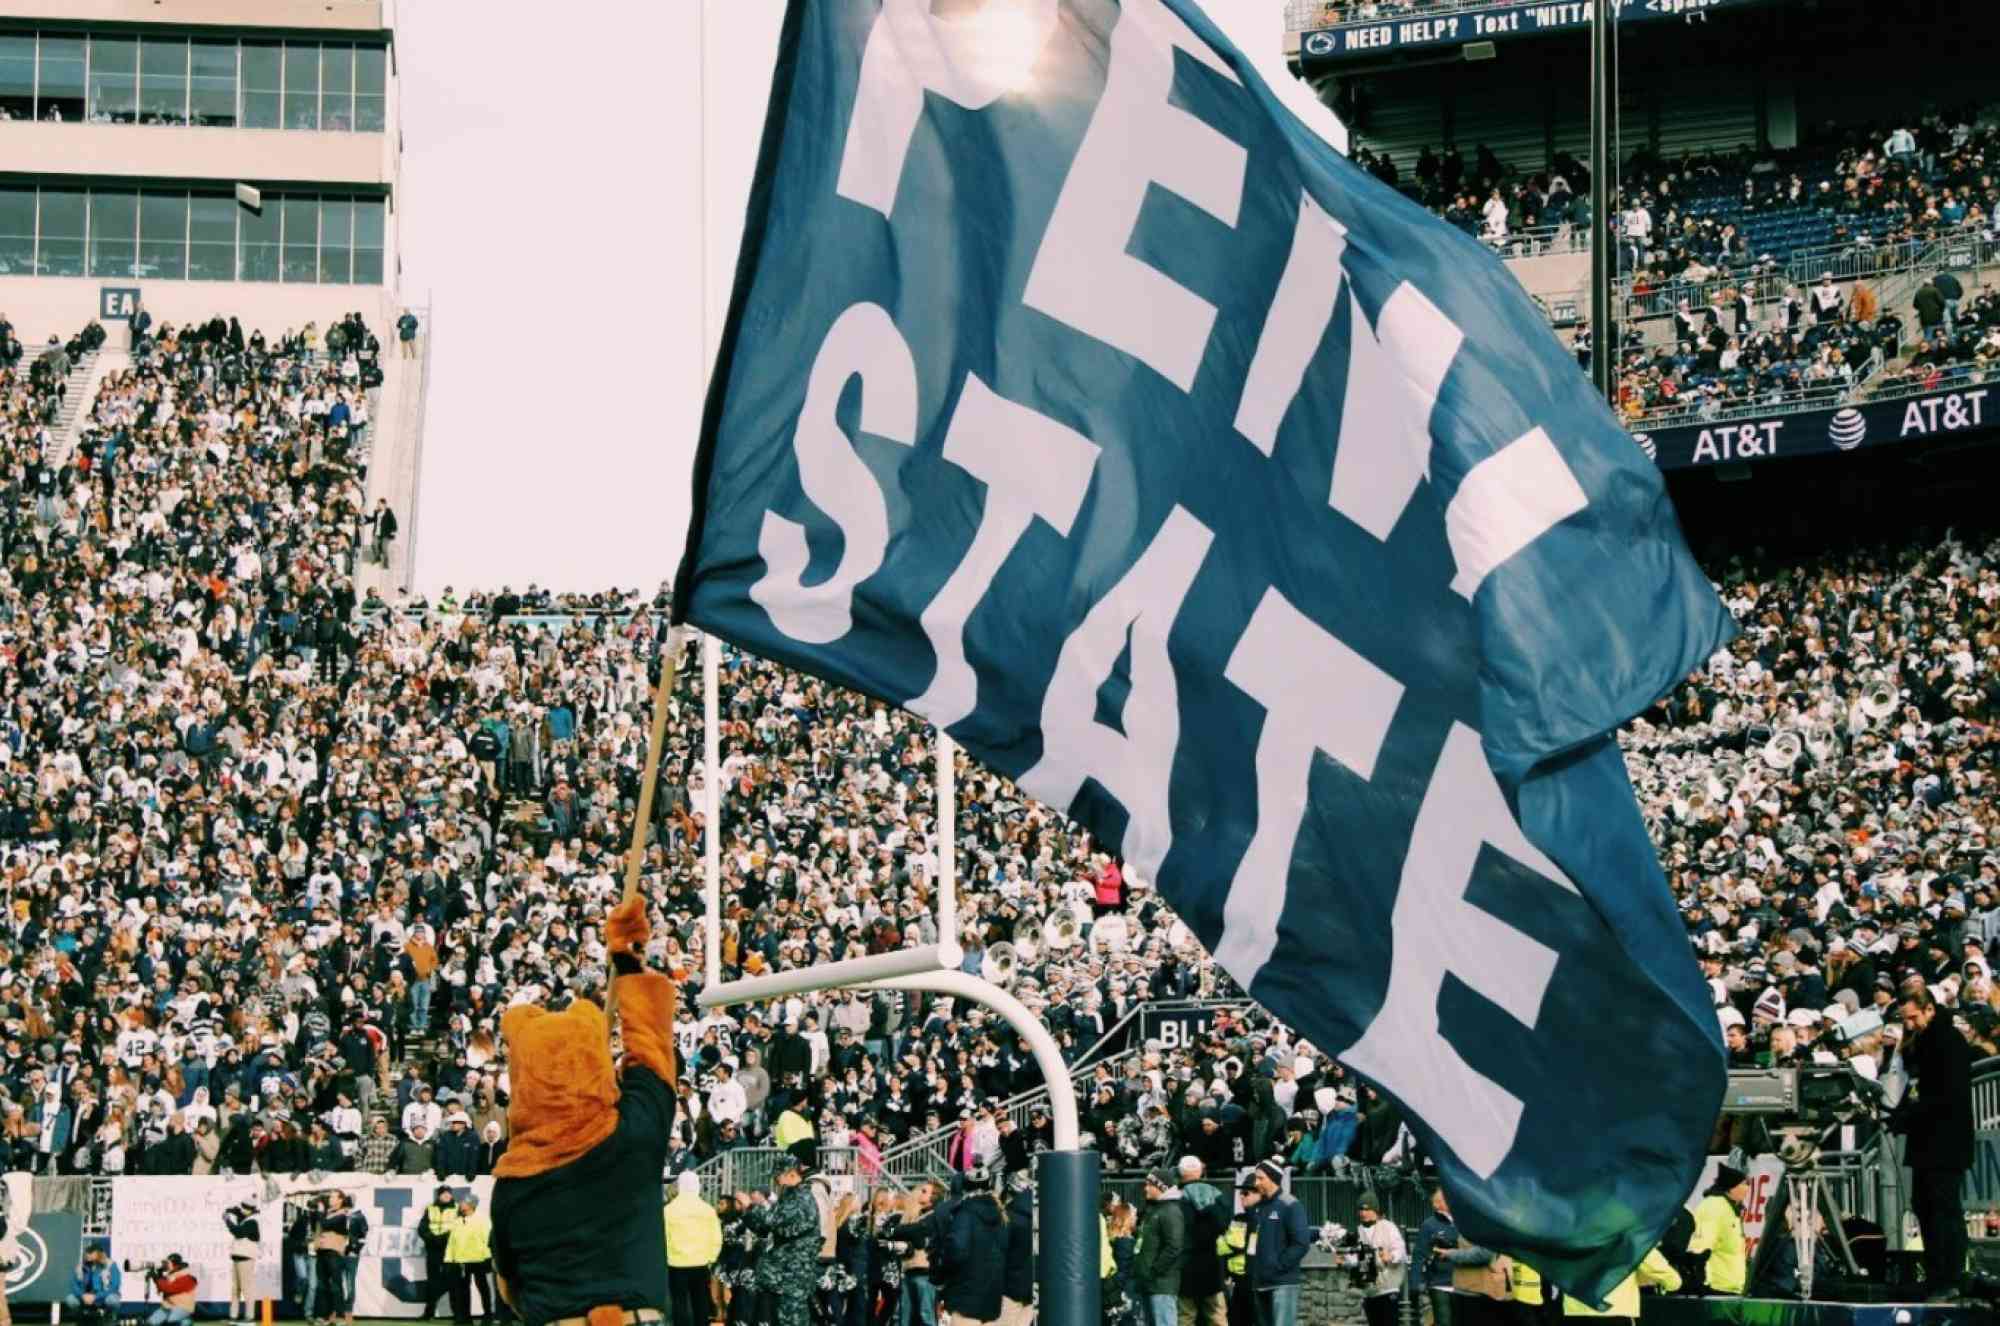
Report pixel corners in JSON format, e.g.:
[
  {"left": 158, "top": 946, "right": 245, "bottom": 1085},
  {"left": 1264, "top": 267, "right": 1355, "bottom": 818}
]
[
  {"left": 443, "top": 1193, "right": 495, "bottom": 1325},
  {"left": 1561, "top": 1248, "right": 1681, "bottom": 1320},
  {"left": 419, "top": 1185, "right": 461, "bottom": 1321},
  {"left": 1685, "top": 1165, "right": 1750, "bottom": 1295},
  {"left": 665, "top": 1172, "right": 724, "bottom": 1326},
  {"left": 772, "top": 1103, "right": 815, "bottom": 1157},
  {"left": 1216, "top": 1208, "right": 1253, "bottom": 1326},
  {"left": 1512, "top": 1257, "right": 1553, "bottom": 1325}
]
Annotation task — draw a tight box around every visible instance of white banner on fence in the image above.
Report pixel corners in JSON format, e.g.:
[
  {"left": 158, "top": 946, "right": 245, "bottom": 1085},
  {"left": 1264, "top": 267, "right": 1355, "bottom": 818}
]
[
  {"left": 109, "top": 1174, "right": 495, "bottom": 1318},
  {"left": 108, "top": 1176, "right": 283, "bottom": 1301}
]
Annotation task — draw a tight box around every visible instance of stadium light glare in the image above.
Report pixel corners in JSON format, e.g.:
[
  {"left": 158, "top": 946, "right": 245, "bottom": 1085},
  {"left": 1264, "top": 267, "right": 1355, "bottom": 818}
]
[{"left": 959, "top": 0, "right": 1052, "bottom": 93}]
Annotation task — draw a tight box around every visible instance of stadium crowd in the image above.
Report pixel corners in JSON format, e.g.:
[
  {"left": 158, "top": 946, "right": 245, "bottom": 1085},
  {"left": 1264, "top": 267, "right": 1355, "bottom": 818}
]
[
  {"left": 0, "top": 302, "right": 1997, "bottom": 1212},
  {"left": 1366, "top": 105, "right": 1998, "bottom": 272},
  {"left": 1610, "top": 272, "right": 2000, "bottom": 424}
]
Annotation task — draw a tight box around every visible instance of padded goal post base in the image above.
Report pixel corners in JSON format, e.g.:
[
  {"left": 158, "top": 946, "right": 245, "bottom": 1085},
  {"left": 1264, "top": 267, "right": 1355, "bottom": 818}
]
[{"left": 1038, "top": 1149, "right": 1102, "bottom": 1326}]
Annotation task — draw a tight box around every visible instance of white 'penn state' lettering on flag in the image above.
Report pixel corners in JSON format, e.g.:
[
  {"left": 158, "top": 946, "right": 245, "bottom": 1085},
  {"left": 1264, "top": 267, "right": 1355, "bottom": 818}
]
[{"left": 674, "top": 0, "right": 1737, "bottom": 1303}]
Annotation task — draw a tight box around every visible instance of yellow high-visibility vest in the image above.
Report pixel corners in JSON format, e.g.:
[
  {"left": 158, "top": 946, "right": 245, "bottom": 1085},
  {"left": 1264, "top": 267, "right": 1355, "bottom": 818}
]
[
  {"left": 1563, "top": 1248, "right": 1681, "bottom": 1317},
  {"left": 445, "top": 1213, "right": 492, "bottom": 1265},
  {"left": 1218, "top": 1220, "right": 1249, "bottom": 1277},
  {"left": 1686, "top": 1196, "right": 1746, "bottom": 1294}
]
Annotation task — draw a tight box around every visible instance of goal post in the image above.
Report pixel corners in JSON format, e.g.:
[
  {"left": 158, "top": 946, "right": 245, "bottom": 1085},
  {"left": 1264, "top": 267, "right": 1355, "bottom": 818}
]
[{"left": 684, "top": 701, "right": 1096, "bottom": 1326}]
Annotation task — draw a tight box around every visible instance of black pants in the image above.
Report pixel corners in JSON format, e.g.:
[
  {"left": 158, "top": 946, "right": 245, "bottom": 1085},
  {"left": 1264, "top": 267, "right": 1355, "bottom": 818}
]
[
  {"left": 451, "top": 1259, "right": 495, "bottom": 1322},
  {"left": 670, "top": 1265, "right": 714, "bottom": 1326},
  {"left": 1362, "top": 1293, "right": 1399, "bottom": 1326},
  {"left": 422, "top": 1246, "right": 450, "bottom": 1317},
  {"left": 1910, "top": 1166, "right": 1967, "bottom": 1294},
  {"left": 316, "top": 1248, "right": 350, "bottom": 1317}
]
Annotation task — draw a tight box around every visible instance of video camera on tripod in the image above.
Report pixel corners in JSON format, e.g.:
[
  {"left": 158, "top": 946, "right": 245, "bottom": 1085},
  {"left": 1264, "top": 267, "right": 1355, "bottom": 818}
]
[
  {"left": 1724, "top": 1064, "right": 1896, "bottom": 1300},
  {"left": 1316, "top": 1223, "right": 1381, "bottom": 1291}
]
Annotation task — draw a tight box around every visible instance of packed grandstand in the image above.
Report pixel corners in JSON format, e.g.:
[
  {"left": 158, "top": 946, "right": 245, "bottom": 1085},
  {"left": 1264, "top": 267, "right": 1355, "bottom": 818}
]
[
  {"left": 0, "top": 0, "right": 1989, "bottom": 1218},
  {"left": 1, "top": 297, "right": 1998, "bottom": 1192}
]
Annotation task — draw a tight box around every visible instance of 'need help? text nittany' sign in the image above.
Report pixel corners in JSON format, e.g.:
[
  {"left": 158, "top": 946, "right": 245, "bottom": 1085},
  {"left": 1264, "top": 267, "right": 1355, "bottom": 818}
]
[{"left": 676, "top": 0, "right": 1736, "bottom": 1300}]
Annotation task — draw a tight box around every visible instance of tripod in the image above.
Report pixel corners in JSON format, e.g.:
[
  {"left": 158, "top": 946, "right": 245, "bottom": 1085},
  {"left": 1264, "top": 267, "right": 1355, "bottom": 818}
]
[{"left": 1783, "top": 1166, "right": 1865, "bottom": 1300}]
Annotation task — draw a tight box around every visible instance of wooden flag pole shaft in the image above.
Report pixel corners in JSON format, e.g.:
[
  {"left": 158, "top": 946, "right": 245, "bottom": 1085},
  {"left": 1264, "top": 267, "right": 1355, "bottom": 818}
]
[{"left": 604, "top": 621, "right": 688, "bottom": 1035}]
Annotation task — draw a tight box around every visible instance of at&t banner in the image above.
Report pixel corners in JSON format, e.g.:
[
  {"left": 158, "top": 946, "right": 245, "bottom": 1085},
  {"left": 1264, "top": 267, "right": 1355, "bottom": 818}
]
[{"left": 1635, "top": 380, "right": 1996, "bottom": 470}]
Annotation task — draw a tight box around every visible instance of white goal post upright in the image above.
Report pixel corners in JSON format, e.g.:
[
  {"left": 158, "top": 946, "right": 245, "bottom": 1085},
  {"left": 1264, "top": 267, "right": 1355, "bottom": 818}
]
[
  {"left": 690, "top": 724, "right": 1079, "bottom": 1148},
  {"left": 687, "top": 719, "right": 1095, "bottom": 1326},
  {"left": 696, "top": 716, "right": 1088, "bottom": 1144}
]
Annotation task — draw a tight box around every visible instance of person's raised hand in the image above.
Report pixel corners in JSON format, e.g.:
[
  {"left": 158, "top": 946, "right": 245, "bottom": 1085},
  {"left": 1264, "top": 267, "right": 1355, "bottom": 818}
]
[{"left": 606, "top": 896, "right": 650, "bottom": 959}]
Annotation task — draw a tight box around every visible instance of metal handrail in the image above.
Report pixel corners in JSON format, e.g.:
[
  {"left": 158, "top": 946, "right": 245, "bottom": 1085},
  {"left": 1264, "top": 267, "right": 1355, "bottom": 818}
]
[
  {"left": 1627, "top": 359, "right": 1996, "bottom": 433},
  {"left": 693, "top": 1145, "right": 910, "bottom": 1205},
  {"left": 1614, "top": 234, "right": 1974, "bottom": 320},
  {"left": 1073, "top": 998, "right": 1254, "bottom": 1074},
  {"left": 871, "top": 998, "right": 1253, "bottom": 1180},
  {"left": 1975, "top": 1056, "right": 2000, "bottom": 1131},
  {"left": 876, "top": 1045, "right": 1142, "bottom": 1181},
  {"left": 1486, "top": 224, "right": 1590, "bottom": 261},
  {"left": 396, "top": 300, "right": 434, "bottom": 595}
]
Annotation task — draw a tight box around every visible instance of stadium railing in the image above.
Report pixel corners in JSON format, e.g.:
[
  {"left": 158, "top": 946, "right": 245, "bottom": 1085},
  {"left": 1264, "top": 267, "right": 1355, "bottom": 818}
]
[
  {"left": 1974, "top": 1055, "right": 2000, "bottom": 1131},
  {"left": 692, "top": 1144, "right": 904, "bottom": 1203},
  {"left": 1625, "top": 357, "right": 1998, "bottom": 433},
  {"left": 1615, "top": 233, "right": 1988, "bottom": 320},
  {"left": 1070, "top": 999, "right": 1253, "bottom": 1074},
  {"left": 870, "top": 1000, "right": 1251, "bottom": 1183},
  {"left": 395, "top": 300, "right": 435, "bottom": 596},
  {"left": 1483, "top": 223, "right": 1588, "bottom": 261}
]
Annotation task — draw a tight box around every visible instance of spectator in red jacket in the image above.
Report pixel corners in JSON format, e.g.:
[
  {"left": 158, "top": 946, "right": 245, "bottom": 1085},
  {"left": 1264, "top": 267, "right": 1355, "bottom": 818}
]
[{"left": 1094, "top": 856, "right": 1126, "bottom": 916}]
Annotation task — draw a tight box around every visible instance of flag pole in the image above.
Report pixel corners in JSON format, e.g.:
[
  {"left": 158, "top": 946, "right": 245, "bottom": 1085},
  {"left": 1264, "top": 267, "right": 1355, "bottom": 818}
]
[
  {"left": 703, "top": 633, "right": 721, "bottom": 990},
  {"left": 1588, "top": 0, "right": 1616, "bottom": 403},
  {"left": 697, "top": 0, "right": 724, "bottom": 996},
  {"left": 604, "top": 622, "right": 686, "bottom": 1033}
]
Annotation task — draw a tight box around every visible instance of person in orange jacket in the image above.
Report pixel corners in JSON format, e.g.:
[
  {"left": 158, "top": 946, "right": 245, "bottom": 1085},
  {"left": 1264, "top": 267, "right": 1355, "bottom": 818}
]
[{"left": 490, "top": 898, "right": 679, "bottom": 1326}]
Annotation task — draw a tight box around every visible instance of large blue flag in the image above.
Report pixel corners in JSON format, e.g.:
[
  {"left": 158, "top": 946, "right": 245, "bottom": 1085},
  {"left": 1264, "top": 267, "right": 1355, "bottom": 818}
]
[{"left": 675, "top": 0, "right": 1735, "bottom": 1300}]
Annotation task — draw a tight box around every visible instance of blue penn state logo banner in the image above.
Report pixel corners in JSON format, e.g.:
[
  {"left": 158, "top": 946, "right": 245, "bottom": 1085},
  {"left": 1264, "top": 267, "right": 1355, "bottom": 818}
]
[{"left": 675, "top": 0, "right": 1736, "bottom": 1300}]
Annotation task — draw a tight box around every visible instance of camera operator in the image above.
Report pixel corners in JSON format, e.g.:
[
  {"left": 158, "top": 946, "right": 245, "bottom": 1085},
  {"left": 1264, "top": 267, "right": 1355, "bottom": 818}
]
[
  {"left": 1890, "top": 986, "right": 1974, "bottom": 1303},
  {"left": 140, "top": 1253, "right": 198, "bottom": 1326},
  {"left": 1352, "top": 1193, "right": 1405, "bottom": 1326},
  {"left": 224, "top": 1199, "right": 260, "bottom": 1322},
  {"left": 63, "top": 1242, "right": 121, "bottom": 1326},
  {"left": 287, "top": 1198, "right": 323, "bottom": 1323}
]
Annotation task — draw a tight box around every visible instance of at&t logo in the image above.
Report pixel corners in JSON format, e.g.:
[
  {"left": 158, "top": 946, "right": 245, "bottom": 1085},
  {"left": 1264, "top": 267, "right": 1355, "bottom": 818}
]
[
  {"left": 1827, "top": 408, "right": 1866, "bottom": 451},
  {"left": 4, "top": 1228, "right": 47, "bottom": 1290}
]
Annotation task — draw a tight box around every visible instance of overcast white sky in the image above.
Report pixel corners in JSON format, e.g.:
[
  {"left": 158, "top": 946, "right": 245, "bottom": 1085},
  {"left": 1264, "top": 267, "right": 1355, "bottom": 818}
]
[{"left": 397, "top": 1, "right": 1346, "bottom": 595}]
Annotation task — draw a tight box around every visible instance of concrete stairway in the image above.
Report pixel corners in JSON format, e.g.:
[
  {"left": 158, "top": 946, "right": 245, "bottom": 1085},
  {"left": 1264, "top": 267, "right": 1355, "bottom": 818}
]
[
  {"left": 355, "top": 319, "right": 433, "bottom": 600},
  {"left": 41, "top": 347, "right": 101, "bottom": 463}
]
